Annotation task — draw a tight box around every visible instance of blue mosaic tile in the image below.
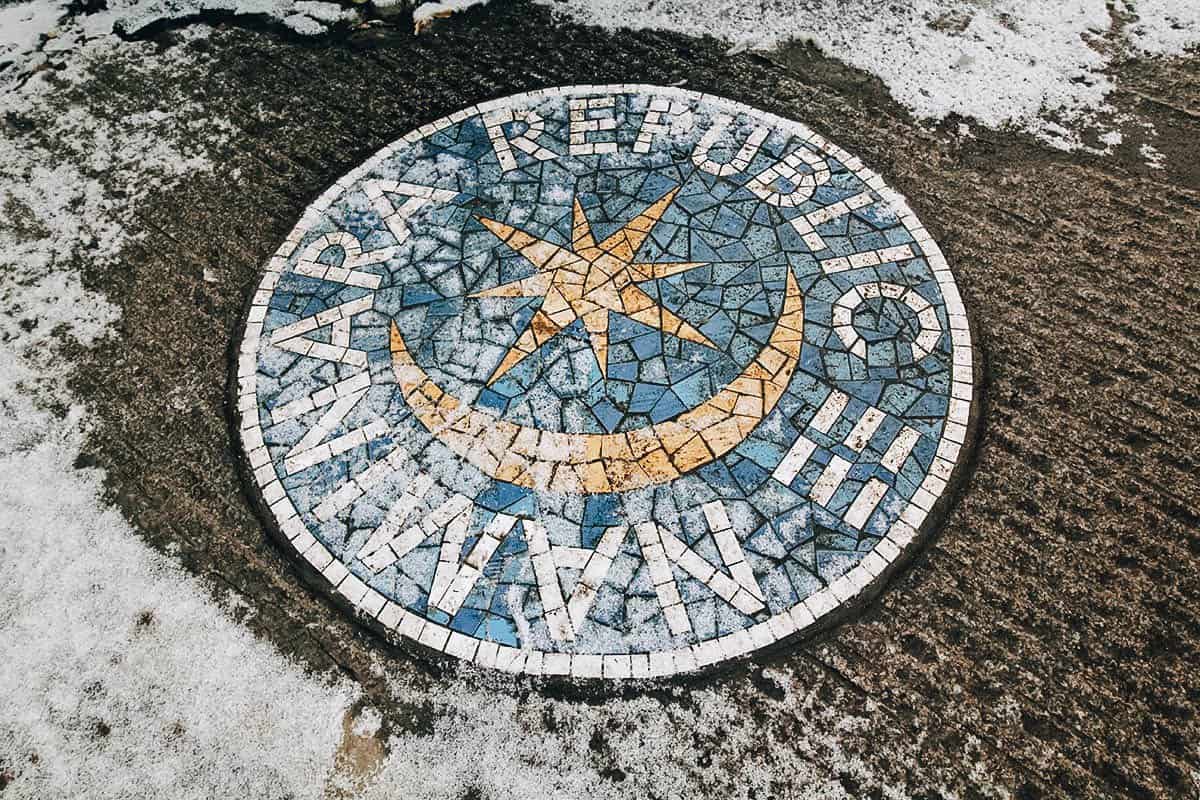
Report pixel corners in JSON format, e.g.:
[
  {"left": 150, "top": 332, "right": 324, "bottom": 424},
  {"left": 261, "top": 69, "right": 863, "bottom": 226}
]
[{"left": 234, "top": 85, "right": 976, "bottom": 680}]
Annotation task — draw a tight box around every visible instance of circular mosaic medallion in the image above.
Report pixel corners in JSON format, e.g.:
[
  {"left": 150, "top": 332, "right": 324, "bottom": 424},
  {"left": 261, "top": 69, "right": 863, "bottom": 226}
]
[{"left": 234, "top": 85, "right": 975, "bottom": 680}]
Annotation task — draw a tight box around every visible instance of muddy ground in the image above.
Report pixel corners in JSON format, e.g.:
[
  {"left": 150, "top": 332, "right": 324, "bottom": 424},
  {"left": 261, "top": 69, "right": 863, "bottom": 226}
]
[{"left": 11, "top": 2, "right": 1199, "bottom": 797}]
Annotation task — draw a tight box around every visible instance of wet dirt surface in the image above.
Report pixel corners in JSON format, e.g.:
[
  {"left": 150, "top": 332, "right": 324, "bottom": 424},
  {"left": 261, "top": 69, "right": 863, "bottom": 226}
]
[{"left": 21, "top": 3, "right": 1199, "bottom": 796}]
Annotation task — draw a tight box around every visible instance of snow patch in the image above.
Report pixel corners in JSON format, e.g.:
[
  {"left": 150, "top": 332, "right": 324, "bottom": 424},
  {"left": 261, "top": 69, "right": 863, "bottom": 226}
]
[
  {"left": 0, "top": 1, "right": 71, "bottom": 79},
  {"left": 533, "top": 0, "right": 1198, "bottom": 149},
  {"left": 414, "top": 0, "right": 487, "bottom": 32},
  {"left": 284, "top": 11, "right": 330, "bottom": 35},
  {"left": 0, "top": 0, "right": 364, "bottom": 70},
  {"left": 536, "top": 0, "right": 1115, "bottom": 141},
  {"left": 0, "top": 33, "right": 237, "bottom": 352},
  {"left": 108, "top": 0, "right": 359, "bottom": 38},
  {"left": 0, "top": 384, "right": 356, "bottom": 798},
  {"left": 1127, "top": 0, "right": 1200, "bottom": 55},
  {"left": 1140, "top": 141, "right": 1166, "bottom": 169},
  {"left": 0, "top": 0, "right": 64, "bottom": 59},
  {"left": 292, "top": 0, "right": 356, "bottom": 23},
  {"left": 0, "top": 25, "right": 355, "bottom": 799}
]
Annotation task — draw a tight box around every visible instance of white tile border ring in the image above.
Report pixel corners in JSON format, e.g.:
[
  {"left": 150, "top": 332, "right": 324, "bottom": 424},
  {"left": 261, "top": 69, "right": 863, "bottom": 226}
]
[{"left": 230, "top": 84, "right": 978, "bottom": 682}]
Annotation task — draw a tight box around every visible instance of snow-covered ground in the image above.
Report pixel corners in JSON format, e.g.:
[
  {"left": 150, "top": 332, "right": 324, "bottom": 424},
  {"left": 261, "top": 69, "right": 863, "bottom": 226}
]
[
  {"left": 0, "top": 31, "right": 357, "bottom": 796},
  {"left": 0, "top": 1, "right": 1197, "bottom": 796},
  {"left": 1127, "top": 0, "right": 1200, "bottom": 55},
  {"left": 3, "top": 0, "right": 1198, "bottom": 143},
  {"left": 0, "top": 0, "right": 360, "bottom": 74},
  {"left": 535, "top": 0, "right": 1200, "bottom": 149}
]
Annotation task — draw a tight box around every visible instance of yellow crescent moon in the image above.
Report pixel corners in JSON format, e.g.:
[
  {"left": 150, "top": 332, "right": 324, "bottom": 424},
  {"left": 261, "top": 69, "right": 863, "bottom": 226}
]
[{"left": 389, "top": 269, "right": 804, "bottom": 494}]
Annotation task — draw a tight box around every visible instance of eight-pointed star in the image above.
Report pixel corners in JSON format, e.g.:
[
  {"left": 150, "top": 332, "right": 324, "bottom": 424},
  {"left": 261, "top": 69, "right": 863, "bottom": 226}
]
[{"left": 472, "top": 187, "right": 717, "bottom": 385}]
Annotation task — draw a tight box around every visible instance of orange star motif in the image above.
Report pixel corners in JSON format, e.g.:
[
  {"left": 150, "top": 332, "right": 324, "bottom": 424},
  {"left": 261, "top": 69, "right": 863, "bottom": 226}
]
[{"left": 471, "top": 187, "right": 717, "bottom": 385}]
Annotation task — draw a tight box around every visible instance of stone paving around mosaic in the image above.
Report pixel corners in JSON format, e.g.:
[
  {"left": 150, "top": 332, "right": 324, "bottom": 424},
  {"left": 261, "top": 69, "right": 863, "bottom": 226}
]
[{"left": 237, "top": 85, "right": 974, "bottom": 678}]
